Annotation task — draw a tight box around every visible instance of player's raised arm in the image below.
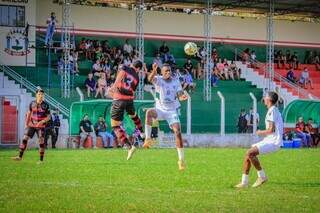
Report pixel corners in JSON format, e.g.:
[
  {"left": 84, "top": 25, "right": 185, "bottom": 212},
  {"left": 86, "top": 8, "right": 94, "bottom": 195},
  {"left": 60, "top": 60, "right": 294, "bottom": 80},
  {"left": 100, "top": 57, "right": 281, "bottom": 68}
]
[{"left": 148, "top": 63, "right": 158, "bottom": 83}]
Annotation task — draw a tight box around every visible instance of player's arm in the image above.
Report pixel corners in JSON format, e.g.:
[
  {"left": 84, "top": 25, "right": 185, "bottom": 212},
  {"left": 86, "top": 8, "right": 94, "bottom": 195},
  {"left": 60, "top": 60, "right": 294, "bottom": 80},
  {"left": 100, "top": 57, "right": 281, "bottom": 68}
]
[
  {"left": 25, "top": 111, "right": 31, "bottom": 128},
  {"left": 148, "top": 63, "right": 158, "bottom": 84},
  {"left": 257, "top": 121, "right": 275, "bottom": 136},
  {"left": 108, "top": 70, "right": 125, "bottom": 96}
]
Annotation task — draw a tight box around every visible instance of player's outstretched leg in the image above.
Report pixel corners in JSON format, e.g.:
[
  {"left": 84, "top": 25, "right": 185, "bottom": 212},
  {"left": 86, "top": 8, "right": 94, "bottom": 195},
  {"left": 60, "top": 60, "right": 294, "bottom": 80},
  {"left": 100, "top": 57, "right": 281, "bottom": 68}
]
[
  {"left": 112, "top": 125, "right": 136, "bottom": 160},
  {"left": 12, "top": 136, "right": 29, "bottom": 161},
  {"left": 129, "top": 113, "right": 144, "bottom": 135},
  {"left": 143, "top": 109, "right": 157, "bottom": 149},
  {"left": 171, "top": 123, "right": 185, "bottom": 171}
]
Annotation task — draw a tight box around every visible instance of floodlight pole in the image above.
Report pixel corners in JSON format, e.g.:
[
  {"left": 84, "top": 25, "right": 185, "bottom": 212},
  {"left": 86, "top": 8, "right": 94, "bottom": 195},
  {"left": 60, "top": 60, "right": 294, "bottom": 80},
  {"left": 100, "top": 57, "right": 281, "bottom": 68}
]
[
  {"left": 265, "top": 0, "right": 275, "bottom": 91},
  {"left": 61, "top": 0, "right": 71, "bottom": 98},
  {"left": 136, "top": 0, "right": 145, "bottom": 100},
  {"left": 203, "top": 0, "right": 213, "bottom": 102}
]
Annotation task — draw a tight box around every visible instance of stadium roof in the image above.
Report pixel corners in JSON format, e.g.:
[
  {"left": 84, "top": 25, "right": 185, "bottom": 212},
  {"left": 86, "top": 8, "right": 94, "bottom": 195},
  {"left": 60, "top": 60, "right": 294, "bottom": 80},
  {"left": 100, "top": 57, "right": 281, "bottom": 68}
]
[{"left": 72, "top": 0, "right": 320, "bottom": 17}]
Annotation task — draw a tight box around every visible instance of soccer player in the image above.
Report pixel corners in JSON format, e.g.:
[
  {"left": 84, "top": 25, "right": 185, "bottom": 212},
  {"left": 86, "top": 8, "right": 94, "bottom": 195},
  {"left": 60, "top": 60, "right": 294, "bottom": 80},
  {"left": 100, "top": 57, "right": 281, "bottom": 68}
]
[
  {"left": 108, "top": 61, "right": 144, "bottom": 160},
  {"left": 235, "top": 91, "right": 283, "bottom": 188},
  {"left": 143, "top": 63, "right": 188, "bottom": 171},
  {"left": 12, "top": 88, "right": 51, "bottom": 164}
]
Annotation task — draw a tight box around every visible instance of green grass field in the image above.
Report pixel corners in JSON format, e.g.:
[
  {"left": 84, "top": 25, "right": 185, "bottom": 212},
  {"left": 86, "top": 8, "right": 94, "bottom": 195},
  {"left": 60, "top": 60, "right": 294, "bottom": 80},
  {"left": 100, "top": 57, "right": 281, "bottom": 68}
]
[{"left": 0, "top": 148, "right": 319, "bottom": 212}]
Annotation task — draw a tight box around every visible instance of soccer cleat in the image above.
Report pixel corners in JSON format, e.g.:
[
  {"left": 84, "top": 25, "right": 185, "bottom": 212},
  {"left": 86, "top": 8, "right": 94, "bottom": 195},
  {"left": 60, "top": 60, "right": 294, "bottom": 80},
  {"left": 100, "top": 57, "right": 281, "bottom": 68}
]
[
  {"left": 252, "top": 177, "right": 268, "bottom": 188},
  {"left": 177, "top": 160, "right": 186, "bottom": 171},
  {"left": 11, "top": 156, "right": 22, "bottom": 161},
  {"left": 234, "top": 182, "right": 249, "bottom": 188},
  {"left": 127, "top": 146, "right": 137, "bottom": 160},
  {"left": 143, "top": 138, "right": 155, "bottom": 149}
]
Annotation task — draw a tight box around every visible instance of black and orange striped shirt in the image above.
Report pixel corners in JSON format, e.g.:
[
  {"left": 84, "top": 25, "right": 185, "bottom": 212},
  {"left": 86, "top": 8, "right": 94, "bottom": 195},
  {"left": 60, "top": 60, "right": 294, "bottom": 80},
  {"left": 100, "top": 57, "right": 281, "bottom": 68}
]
[
  {"left": 113, "top": 66, "right": 139, "bottom": 101},
  {"left": 29, "top": 100, "right": 50, "bottom": 128}
]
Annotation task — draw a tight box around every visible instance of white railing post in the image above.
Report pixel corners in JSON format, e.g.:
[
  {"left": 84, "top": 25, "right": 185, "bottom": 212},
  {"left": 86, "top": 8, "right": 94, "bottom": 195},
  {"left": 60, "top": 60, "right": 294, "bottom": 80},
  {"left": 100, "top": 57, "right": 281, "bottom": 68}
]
[
  {"left": 217, "top": 91, "right": 225, "bottom": 136},
  {"left": 249, "top": 92, "right": 257, "bottom": 134},
  {"left": 76, "top": 87, "right": 84, "bottom": 102},
  {"left": 186, "top": 93, "right": 191, "bottom": 136}
]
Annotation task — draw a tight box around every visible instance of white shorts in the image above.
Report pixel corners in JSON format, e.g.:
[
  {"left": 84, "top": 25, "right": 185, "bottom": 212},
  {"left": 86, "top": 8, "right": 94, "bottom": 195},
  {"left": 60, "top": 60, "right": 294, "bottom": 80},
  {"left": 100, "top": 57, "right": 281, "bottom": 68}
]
[
  {"left": 252, "top": 139, "right": 280, "bottom": 155},
  {"left": 155, "top": 107, "right": 180, "bottom": 126}
]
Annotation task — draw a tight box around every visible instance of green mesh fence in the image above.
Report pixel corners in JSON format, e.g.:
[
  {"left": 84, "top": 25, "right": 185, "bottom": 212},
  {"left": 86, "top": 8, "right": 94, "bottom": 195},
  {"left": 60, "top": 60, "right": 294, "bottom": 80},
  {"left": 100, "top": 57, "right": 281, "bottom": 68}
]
[{"left": 283, "top": 99, "right": 320, "bottom": 125}]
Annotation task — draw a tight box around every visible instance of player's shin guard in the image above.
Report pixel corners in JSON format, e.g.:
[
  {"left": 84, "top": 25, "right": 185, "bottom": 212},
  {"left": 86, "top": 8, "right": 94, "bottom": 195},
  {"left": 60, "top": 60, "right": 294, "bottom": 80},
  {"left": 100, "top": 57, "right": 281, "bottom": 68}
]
[
  {"left": 177, "top": 148, "right": 185, "bottom": 161},
  {"left": 19, "top": 139, "right": 28, "bottom": 158},
  {"left": 113, "top": 126, "right": 131, "bottom": 148},
  {"left": 131, "top": 114, "right": 143, "bottom": 133},
  {"left": 39, "top": 143, "right": 45, "bottom": 161}
]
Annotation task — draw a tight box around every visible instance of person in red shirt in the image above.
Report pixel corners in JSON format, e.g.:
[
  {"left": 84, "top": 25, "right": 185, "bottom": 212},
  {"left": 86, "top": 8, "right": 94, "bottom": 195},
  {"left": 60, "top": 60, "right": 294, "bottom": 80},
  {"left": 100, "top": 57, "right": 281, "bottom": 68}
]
[
  {"left": 12, "top": 88, "right": 51, "bottom": 164},
  {"left": 108, "top": 60, "right": 144, "bottom": 160},
  {"left": 295, "top": 117, "right": 311, "bottom": 147},
  {"left": 305, "top": 118, "right": 320, "bottom": 147}
]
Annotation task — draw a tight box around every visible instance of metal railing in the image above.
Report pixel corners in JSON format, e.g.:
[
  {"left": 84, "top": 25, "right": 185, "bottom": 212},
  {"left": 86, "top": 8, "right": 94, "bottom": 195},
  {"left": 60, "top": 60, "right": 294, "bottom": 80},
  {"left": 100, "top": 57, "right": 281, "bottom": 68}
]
[
  {"left": 0, "top": 64, "right": 70, "bottom": 117},
  {"left": 233, "top": 48, "right": 318, "bottom": 100}
]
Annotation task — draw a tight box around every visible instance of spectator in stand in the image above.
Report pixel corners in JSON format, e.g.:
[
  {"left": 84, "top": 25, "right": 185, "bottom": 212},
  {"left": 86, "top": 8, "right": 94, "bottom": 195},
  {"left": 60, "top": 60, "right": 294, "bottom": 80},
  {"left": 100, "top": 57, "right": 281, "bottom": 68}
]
[
  {"left": 94, "top": 116, "right": 114, "bottom": 148},
  {"left": 212, "top": 48, "right": 219, "bottom": 63},
  {"left": 295, "top": 117, "right": 311, "bottom": 147},
  {"left": 123, "top": 55, "right": 132, "bottom": 66},
  {"left": 153, "top": 53, "right": 163, "bottom": 69},
  {"left": 79, "top": 114, "right": 96, "bottom": 149},
  {"left": 183, "top": 59, "right": 195, "bottom": 78},
  {"left": 95, "top": 46, "right": 103, "bottom": 60},
  {"left": 241, "top": 48, "right": 250, "bottom": 64},
  {"left": 163, "top": 51, "right": 176, "bottom": 65},
  {"left": 85, "top": 73, "right": 96, "bottom": 98},
  {"left": 230, "top": 60, "right": 240, "bottom": 80},
  {"left": 245, "top": 107, "right": 260, "bottom": 133},
  {"left": 299, "top": 68, "right": 314, "bottom": 89},
  {"left": 285, "top": 50, "right": 292, "bottom": 68},
  {"left": 305, "top": 118, "right": 320, "bottom": 147},
  {"left": 72, "top": 51, "right": 79, "bottom": 75},
  {"left": 123, "top": 39, "right": 133, "bottom": 55},
  {"left": 92, "top": 60, "right": 103, "bottom": 77},
  {"left": 159, "top": 41, "right": 170, "bottom": 56},
  {"left": 79, "top": 38, "right": 86, "bottom": 56},
  {"left": 45, "top": 12, "right": 58, "bottom": 46},
  {"left": 95, "top": 73, "right": 107, "bottom": 98},
  {"left": 237, "top": 109, "right": 247, "bottom": 133},
  {"left": 211, "top": 67, "right": 220, "bottom": 87},
  {"left": 291, "top": 52, "right": 299, "bottom": 69},
  {"left": 276, "top": 50, "right": 286, "bottom": 69},
  {"left": 250, "top": 50, "right": 257, "bottom": 68},
  {"left": 103, "top": 59, "right": 112, "bottom": 79},
  {"left": 216, "top": 58, "right": 224, "bottom": 77},
  {"left": 182, "top": 70, "right": 196, "bottom": 93},
  {"left": 286, "top": 69, "right": 297, "bottom": 83}
]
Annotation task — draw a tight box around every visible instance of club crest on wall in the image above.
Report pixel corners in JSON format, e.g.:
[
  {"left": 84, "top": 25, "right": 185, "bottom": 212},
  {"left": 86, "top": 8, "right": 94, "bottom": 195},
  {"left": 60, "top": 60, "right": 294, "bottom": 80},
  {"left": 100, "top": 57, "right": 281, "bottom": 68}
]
[{"left": 4, "top": 29, "right": 30, "bottom": 56}]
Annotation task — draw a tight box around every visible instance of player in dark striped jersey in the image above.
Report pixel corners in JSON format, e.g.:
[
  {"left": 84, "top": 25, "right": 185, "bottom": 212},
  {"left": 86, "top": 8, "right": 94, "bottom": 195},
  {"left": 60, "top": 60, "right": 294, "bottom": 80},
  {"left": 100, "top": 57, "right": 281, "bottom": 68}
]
[
  {"left": 108, "top": 60, "right": 144, "bottom": 160},
  {"left": 12, "top": 88, "right": 51, "bottom": 164}
]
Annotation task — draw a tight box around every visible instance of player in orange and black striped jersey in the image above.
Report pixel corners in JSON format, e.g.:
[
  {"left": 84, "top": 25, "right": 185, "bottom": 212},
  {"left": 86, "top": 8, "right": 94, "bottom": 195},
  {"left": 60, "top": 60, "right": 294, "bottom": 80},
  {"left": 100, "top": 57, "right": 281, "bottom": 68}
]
[
  {"left": 108, "top": 60, "right": 144, "bottom": 160},
  {"left": 12, "top": 88, "right": 51, "bottom": 164}
]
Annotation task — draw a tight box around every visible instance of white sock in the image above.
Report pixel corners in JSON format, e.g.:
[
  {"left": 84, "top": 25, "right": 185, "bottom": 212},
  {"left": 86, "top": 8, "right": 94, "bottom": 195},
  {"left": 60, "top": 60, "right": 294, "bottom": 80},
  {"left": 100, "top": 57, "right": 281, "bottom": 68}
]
[
  {"left": 177, "top": 148, "right": 184, "bottom": 161},
  {"left": 145, "top": 124, "right": 152, "bottom": 139},
  {"left": 257, "top": 169, "right": 266, "bottom": 178},
  {"left": 241, "top": 174, "right": 249, "bottom": 184}
]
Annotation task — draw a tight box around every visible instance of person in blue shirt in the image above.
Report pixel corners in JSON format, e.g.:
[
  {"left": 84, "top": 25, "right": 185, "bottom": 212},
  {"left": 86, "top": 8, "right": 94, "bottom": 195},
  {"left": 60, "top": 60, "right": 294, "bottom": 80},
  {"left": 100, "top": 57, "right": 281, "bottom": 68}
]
[{"left": 45, "top": 12, "right": 58, "bottom": 46}]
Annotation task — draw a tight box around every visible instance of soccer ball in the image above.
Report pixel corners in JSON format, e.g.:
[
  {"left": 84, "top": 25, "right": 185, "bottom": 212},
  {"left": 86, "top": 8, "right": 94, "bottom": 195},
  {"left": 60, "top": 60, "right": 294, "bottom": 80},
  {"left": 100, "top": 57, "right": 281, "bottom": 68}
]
[{"left": 184, "top": 42, "right": 198, "bottom": 56}]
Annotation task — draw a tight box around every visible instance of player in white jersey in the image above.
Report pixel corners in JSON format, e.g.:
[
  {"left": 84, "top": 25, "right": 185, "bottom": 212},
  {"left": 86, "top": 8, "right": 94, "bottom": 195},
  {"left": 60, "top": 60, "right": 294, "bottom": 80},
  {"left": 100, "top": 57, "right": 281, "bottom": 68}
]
[
  {"left": 144, "top": 63, "right": 188, "bottom": 171},
  {"left": 235, "top": 91, "right": 284, "bottom": 188}
]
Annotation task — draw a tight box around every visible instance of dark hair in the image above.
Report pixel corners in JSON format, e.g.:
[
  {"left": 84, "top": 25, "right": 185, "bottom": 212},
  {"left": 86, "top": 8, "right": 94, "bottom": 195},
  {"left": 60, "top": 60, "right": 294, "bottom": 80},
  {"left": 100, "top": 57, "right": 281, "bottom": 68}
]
[
  {"left": 133, "top": 60, "right": 143, "bottom": 69},
  {"left": 268, "top": 91, "right": 278, "bottom": 104},
  {"left": 36, "top": 87, "right": 44, "bottom": 94}
]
